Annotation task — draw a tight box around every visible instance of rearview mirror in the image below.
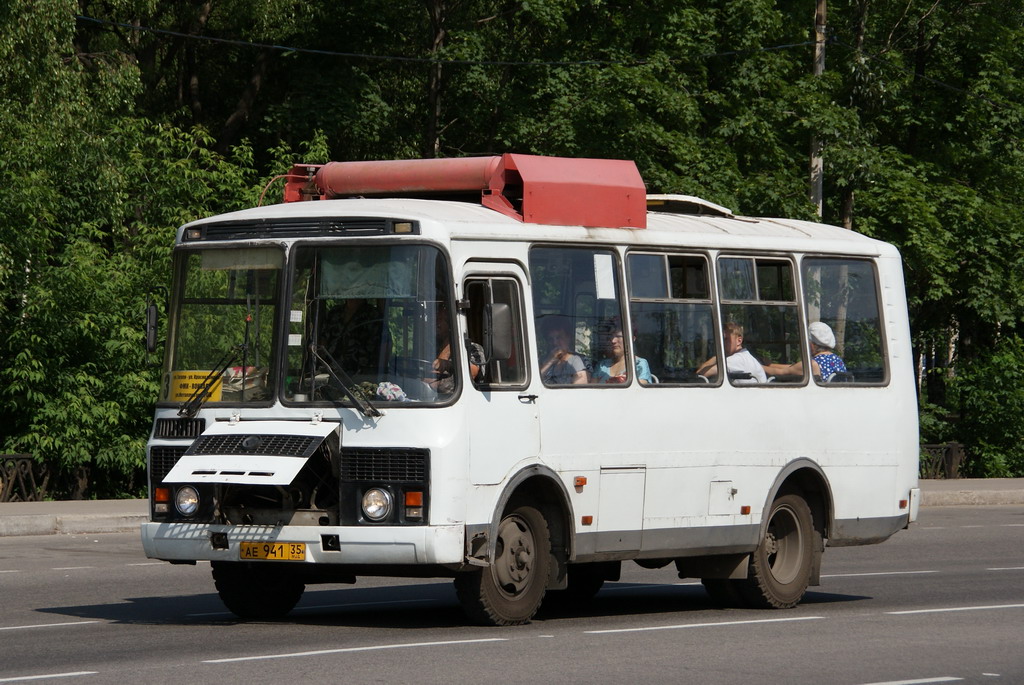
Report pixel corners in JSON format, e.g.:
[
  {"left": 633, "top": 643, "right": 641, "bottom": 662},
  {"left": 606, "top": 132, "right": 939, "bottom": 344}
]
[{"left": 145, "top": 303, "right": 159, "bottom": 355}]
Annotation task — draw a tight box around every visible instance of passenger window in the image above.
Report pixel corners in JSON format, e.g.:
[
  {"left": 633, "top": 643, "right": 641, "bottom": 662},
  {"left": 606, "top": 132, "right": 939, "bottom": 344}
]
[
  {"left": 465, "top": 277, "right": 528, "bottom": 387},
  {"left": 719, "top": 256, "right": 803, "bottom": 385},
  {"left": 530, "top": 247, "right": 629, "bottom": 386},
  {"left": 801, "top": 258, "right": 887, "bottom": 384},
  {"left": 627, "top": 252, "right": 715, "bottom": 385}
]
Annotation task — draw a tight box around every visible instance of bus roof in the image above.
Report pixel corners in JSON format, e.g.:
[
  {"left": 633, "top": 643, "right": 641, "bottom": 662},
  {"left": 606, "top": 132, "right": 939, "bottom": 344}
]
[{"left": 181, "top": 195, "right": 892, "bottom": 258}]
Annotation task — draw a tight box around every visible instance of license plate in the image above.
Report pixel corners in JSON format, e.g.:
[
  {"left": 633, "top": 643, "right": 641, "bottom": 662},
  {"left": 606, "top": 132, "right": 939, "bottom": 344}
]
[{"left": 239, "top": 541, "right": 306, "bottom": 561}]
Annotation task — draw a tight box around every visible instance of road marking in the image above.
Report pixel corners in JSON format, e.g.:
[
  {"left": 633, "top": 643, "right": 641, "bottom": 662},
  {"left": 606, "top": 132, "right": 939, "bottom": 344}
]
[
  {"left": 856, "top": 678, "right": 962, "bottom": 684},
  {"left": 987, "top": 566, "right": 1024, "bottom": 571},
  {"left": 52, "top": 566, "right": 94, "bottom": 571},
  {"left": 0, "top": 621, "right": 100, "bottom": 632},
  {"left": 0, "top": 570, "right": 20, "bottom": 574},
  {"left": 586, "top": 615, "right": 824, "bottom": 634},
  {"left": 0, "top": 672, "right": 98, "bottom": 683},
  {"left": 888, "top": 603, "right": 1024, "bottom": 615},
  {"left": 126, "top": 562, "right": 165, "bottom": 567},
  {"left": 1002, "top": 523, "right": 1024, "bottom": 527},
  {"left": 823, "top": 570, "right": 938, "bottom": 578},
  {"left": 203, "top": 637, "right": 508, "bottom": 663}
]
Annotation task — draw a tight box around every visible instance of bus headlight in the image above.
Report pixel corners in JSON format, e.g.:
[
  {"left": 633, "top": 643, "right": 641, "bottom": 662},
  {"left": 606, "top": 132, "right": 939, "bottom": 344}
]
[
  {"left": 362, "top": 488, "right": 392, "bottom": 522},
  {"left": 175, "top": 486, "right": 200, "bottom": 517}
]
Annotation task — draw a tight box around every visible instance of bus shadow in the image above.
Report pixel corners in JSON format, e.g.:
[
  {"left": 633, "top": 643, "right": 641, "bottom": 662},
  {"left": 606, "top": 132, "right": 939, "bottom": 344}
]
[{"left": 34, "top": 581, "right": 870, "bottom": 629}]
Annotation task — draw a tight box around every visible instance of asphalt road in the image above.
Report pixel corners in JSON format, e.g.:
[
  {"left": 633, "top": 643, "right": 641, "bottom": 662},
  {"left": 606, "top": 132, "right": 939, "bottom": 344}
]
[{"left": 1, "top": 505, "right": 1022, "bottom": 685}]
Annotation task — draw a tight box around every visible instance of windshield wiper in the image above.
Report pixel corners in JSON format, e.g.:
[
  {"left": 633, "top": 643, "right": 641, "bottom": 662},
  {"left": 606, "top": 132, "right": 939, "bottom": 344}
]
[
  {"left": 177, "top": 344, "right": 244, "bottom": 418},
  {"left": 311, "top": 344, "right": 382, "bottom": 418}
]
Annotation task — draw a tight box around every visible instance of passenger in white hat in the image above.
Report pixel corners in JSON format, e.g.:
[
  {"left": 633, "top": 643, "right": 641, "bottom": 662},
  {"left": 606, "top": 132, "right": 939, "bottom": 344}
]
[{"left": 762, "top": 321, "right": 848, "bottom": 382}]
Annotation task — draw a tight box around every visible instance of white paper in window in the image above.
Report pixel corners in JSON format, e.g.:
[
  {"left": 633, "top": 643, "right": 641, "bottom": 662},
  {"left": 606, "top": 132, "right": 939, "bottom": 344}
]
[{"left": 594, "top": 253, "right": 616, "bottom": 300}]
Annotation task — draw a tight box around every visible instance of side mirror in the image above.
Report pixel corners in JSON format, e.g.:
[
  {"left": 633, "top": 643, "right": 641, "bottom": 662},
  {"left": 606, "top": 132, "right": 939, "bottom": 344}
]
[
  {"left": 483, "top": 303, "right": 512, "bottom": 361},
  {"left": 145, "top": 303, "right": 160, "bottom": 355}
]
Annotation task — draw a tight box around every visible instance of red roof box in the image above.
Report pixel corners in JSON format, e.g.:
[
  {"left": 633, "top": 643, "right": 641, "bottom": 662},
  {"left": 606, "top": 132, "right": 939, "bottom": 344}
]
[{"left": 285, "top": 153, "right": 646, "bottom": 229}]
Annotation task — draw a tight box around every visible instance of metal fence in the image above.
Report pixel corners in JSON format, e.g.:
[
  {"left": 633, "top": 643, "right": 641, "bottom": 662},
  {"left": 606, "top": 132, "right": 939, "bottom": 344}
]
[
  {"left": 920, "top": 442, "right": 964, "bottom": 479},
  {"left": 0, "top": 454, "right": 50, "bottom": 502}
]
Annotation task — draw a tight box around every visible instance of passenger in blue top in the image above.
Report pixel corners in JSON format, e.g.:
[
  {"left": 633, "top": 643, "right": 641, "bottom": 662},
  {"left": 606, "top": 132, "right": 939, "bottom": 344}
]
[
  {"left": 592, "top": 326, "right": 653, "bottom": 385},
  {"left": 762, "top": 321, "right": 848, "bottom": 382}
]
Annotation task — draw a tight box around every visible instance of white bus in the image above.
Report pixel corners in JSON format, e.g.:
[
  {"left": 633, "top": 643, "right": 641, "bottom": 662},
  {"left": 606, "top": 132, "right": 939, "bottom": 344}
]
[{"left": 142, "top": 154, "right": 920, "bottom": 626}]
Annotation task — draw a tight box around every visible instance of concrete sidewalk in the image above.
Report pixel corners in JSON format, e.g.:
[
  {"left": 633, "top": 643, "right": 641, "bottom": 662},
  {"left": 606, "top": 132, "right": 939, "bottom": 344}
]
[{"left": 0, "top": 479, "right": 1022, "bottom": 538}]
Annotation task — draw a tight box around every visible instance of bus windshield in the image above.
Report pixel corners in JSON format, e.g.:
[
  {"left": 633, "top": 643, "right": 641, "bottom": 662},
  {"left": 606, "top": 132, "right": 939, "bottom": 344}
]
[
  {"left": 285, "top": 243, "right": 456, "bottom": 405},
  {"left": 163, "top": 247, "right": 282, "bottom": 405}
]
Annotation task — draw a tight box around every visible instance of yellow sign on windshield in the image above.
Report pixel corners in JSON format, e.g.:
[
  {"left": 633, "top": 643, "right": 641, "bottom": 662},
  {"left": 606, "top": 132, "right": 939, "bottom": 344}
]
[{"left": 170, "top": 371, "right": 223, "bottom": 402}]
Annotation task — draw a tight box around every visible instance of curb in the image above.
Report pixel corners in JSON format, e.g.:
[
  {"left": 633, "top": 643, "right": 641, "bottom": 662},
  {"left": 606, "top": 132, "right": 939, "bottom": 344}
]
[{"left": 0, "top": 513, "right": 148, "bottom": 537}]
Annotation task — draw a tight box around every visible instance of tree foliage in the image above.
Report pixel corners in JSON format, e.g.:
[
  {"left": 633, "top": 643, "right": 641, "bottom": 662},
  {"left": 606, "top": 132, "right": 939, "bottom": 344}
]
[{"left": 3, "top": 0, "right": 1024, "bottom": 494}]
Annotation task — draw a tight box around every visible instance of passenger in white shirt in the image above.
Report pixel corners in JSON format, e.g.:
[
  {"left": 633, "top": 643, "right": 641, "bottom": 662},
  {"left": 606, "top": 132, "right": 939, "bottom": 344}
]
[{"left": 696, "top": 322, "right": 767, "bottom": 384}]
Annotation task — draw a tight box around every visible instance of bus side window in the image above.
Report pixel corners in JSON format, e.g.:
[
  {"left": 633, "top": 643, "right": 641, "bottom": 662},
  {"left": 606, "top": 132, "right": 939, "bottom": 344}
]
[
  {"left": 719, "top": 256, "right": 803, "bottom": 385},
  {"left": 529, "top": 247, "right": 626, "bottom": 386},
  {"left": 465, "top": 277, "right": 528, "bottom": 387},
  {"left": 627, "top": 252, "right": 715, "bottom": 385},
  {"left": 801, "top": 258, "right": 887, "bottom": 384}
]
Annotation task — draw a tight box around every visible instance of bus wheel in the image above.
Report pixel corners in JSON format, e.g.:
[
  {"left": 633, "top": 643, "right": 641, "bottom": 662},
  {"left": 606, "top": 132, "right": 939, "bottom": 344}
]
[
  {"left": 212, "top": 561, "right": 305, "bottom": 620},
  {"left": 739, "top": 494, "right": 814, "bottom": 609},
  {"left": 455, "top": 504, "right": 550, "bottom": 626}
]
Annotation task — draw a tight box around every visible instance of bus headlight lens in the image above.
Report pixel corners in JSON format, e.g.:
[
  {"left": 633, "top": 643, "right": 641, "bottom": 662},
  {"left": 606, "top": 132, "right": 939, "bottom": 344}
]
[
  {"left": 362, "top": 488, "right": 392, "bottom": 521},
  {"left": 175, "top": 486, "right": 200, "bottom": 517}
]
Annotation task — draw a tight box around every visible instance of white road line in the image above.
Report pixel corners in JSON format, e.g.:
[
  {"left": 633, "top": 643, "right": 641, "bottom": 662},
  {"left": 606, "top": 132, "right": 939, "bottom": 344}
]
[
  {"left": 888, "top": 603, "right": 1024, "bottom": 615},
  {"left": 1002, "top": 523, "right": 1024, "bottom": 527},
  {"left": 51, "top": 566, "right": 94, "bottom": 571},
  {"left": 822, "top": 570, "right": 938, "bottom": 578},
  {"left": 0, "top": 672, "right": 98, "bottom": 683},
  {"left": 125, "top": 562, "right": 165, "bottom": 567},
  {"left": 0, "top": 621, "right": 101, "bottom": 632},
  {"left": 987, "top": 566, "right": 1024, "bottom": 571},
  {"left": 203, "top": 637, "right": 508, "bottom": 663},
  {"left": 0, "top": 570, "right": 20, "bottom": 574},
  {"left": 586, "top": 615, "right": 825, "bottom": 634},
  {"left": 856, "top": 678, "right": 962, "bottom": 685}
]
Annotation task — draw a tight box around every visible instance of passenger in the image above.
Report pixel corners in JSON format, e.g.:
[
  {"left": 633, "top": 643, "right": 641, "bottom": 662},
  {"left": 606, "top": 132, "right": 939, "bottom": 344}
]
[
  {"left": 539, "top": 317, "right": 589, "bottom": 385},
  {"left": 696, "top": 322, "right": 767, "bottom": 383},
  {"left": 593, "top": 326, "right": 652, "bottom": 384},
  {"left": 762, "top": 321, "right": 848, "bottom": 381}
]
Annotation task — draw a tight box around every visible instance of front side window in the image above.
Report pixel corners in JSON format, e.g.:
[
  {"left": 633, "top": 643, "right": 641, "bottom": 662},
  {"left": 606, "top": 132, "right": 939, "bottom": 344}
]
[
  {"left": 163, "top": 247, "right": 282, "bottom": 404},
  {"left": 718, "top": 256, "right": 803, "bottom": 385},
  {"left": 287, "top": 244, "right": 456, "bottom": 405},
  {"left": 802, "top": 258, "right": 887, "bottom": 384},
  {"left": 529, "top": 246, "right": 630, "bottom": 386},
  {"left": 628, "top": 252, "right": 715, "bottom": 384},
  {"left": 465, "top": 277, "right": 528, "bottom": 387}
]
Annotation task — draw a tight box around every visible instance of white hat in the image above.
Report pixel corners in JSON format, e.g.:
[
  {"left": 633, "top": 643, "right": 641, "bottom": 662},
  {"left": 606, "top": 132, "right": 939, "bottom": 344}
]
[{"left": 808, "top": 322, "right": 835, "bottom": 349}]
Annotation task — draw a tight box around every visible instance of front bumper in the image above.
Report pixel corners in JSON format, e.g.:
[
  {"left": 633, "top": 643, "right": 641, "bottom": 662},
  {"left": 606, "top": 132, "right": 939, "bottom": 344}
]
[{"left": 140, "top": 521, "right": 465, "bottom": 565}]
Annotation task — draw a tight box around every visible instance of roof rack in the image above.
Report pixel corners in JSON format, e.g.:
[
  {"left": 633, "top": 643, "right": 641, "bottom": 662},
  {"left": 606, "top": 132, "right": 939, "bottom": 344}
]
[{"left": 284, "top": 153, "right": 647, "bottom": 229}]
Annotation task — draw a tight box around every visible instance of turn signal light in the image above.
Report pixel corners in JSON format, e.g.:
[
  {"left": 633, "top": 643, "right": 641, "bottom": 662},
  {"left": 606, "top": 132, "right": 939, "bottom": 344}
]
[
  {"left": 405, "top": 491, "right": 423, "bottom": 506},
  {"left": 154, "top": 487, "right": 170, "bottom": 503}
]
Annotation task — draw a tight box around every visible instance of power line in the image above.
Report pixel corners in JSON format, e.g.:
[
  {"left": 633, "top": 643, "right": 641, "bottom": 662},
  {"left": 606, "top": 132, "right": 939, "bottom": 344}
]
[{"left": 74, "top": 14, "right": 815, "bottom": 68}]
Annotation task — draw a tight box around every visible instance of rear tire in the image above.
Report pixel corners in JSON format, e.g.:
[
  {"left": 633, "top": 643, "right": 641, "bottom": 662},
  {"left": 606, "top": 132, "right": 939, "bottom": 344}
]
[
  {"left": 455, "top": 504, "right": 550, "bottom": 626},
  {"left": 212, "top": 561, "right": 305, "bottom": 620},
  {"left": 737, "top": 493, "right": 815, "bottom": 609}
]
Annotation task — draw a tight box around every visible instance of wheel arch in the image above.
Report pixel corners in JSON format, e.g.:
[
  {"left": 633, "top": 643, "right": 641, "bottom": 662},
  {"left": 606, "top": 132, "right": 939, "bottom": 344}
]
[{"left": 762, "top": 458, "right": 834, "bottom": 544}]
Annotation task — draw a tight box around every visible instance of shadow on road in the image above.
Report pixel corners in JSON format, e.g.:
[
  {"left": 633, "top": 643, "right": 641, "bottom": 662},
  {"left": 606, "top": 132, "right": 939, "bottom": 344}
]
[{"left": 34, "top": 579, "right": 870, "bottom": 629}]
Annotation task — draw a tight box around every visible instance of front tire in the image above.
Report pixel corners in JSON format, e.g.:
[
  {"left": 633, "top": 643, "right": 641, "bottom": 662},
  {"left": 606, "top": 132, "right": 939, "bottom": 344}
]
[
  {"left": 212, "top": 561, "right": 305, "bottom": 620},
  {"left": 738, "top": 493, "right": 815, "bottom": 609},
  {"left": 455, "top": 504, "right": 551, "bottom": 626}
]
